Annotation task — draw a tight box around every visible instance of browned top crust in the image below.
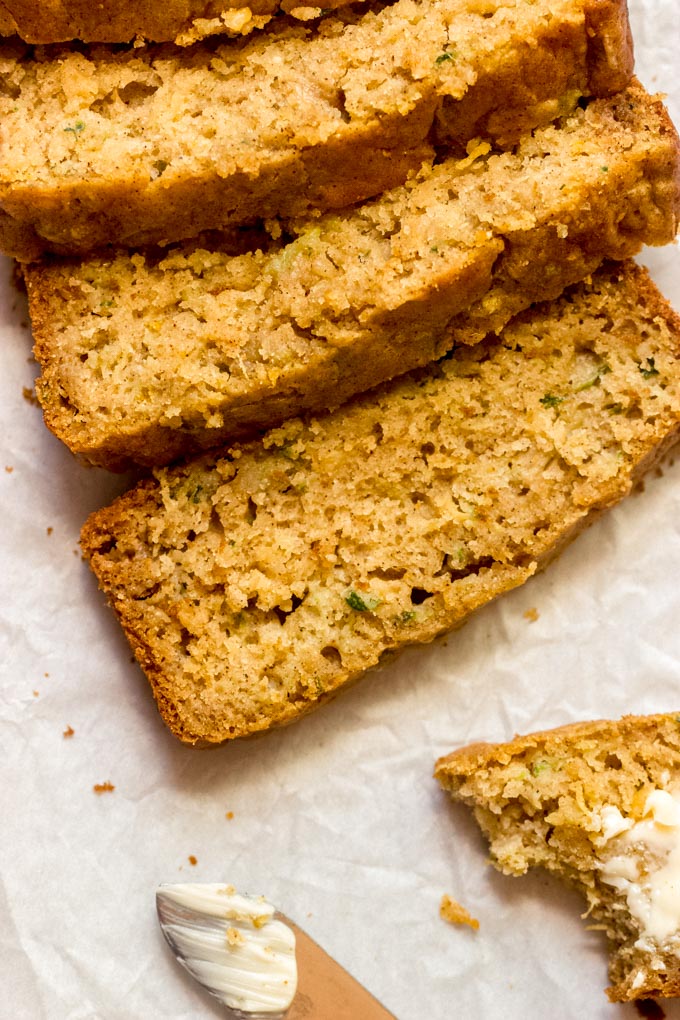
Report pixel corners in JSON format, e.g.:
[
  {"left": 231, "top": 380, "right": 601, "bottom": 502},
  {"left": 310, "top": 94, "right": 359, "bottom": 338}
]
[
  {"left": 0, "top": 0, "right": 358, "bottom": 43},
  {"left": 435, "top": 713, "right": 680, "bottom": 782}
]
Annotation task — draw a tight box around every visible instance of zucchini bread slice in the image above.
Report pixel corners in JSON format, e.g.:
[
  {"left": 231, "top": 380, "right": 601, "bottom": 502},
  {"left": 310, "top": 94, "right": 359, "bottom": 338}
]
[
  {"left": 80, "top": 262, "right": 680, "bottom": 745},
  {"left": 0, "top": 0, "right": 359, "bottom": 45},
  {"left": 27, "top": 84, "right": 680, "bottom": 470},
  {"left": 0, "top": 0, "right": 634, "bottom": 259},
  {"left": 435, "top": 713, "right": 680, "bottom": 1002}
]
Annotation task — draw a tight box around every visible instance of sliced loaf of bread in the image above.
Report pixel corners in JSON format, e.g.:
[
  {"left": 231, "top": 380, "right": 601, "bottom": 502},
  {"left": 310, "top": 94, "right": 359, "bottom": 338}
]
[
  {"left": 0, "top": 0, "right": 633, "bottom": 259},
  {"left": 0, "top": 0, "right": 357, "bottom": 44},
  {"left": 27, "top": 85, "right": 680, "bottom": 470},
  {"left": 80, "top": 262, "right": 680, "bottom": 745},
  {"left": 435, "top": 713, "right": 680, "bottom": 1002}
]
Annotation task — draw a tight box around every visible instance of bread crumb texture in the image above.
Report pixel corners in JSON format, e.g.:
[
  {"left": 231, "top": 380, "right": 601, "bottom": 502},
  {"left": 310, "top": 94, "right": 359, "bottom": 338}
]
[
  {"left": 440, "top": 894, "right": 479, "bottom": 930},
  {"left": 26, "top": 84, "right": 680, "bottom": 469},
  {"left": 80, "top": 264, "right": 680, "bottom": 746},
  {"left": 226, "top": 926, "right": 245, "bottom": 946},
  {"left": 436, "top": 713, "right": 680, "bottom": 1002},
  {"left": 0, "top": 0, "right": 633, "bottom": 257}
]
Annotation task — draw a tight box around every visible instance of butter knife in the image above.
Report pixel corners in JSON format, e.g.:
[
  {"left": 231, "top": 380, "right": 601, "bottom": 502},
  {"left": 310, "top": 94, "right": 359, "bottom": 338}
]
[{"left": 156, "top": 883, "right": 397, "bottom": 1019}]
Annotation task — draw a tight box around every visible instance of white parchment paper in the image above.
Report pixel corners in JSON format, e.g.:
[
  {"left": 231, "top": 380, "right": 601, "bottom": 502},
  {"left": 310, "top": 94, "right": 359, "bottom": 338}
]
[{"left": 1, "top": 3, "right": 680, "bottom": 1016}]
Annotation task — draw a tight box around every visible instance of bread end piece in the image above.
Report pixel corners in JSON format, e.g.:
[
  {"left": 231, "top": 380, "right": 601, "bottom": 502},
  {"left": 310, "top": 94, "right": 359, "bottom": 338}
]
[{"left": 436, "top": 713, "right": 680, "bottom": 1002}]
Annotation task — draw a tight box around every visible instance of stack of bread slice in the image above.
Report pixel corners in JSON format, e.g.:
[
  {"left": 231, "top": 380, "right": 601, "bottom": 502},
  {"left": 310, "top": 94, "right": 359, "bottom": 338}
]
[
  {"left": 80, "top": 263, "right": 680, "bottom": 744},
  {"left": 2, "top": 0, "right": 679, "bottom": 744},
  {"left": 24, "top": 84, "right": 680, "bottom": 469}
]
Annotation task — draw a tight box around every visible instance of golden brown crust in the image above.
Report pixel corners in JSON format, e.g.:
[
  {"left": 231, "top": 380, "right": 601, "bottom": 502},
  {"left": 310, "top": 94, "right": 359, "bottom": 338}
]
[
  {"left": 435, "top": 713, "right": 680, "bottom": 782},
  {"left": 0, "top": 0, "right": 634, "bottom": 259},
  {"left": 79, "top": 263, "right": 680, "bottom": 746},
  {"left": 584, "top": 0, "right": 635, "bottom": 95},
  {"left": 0, "top": 0, "right": 358, "bottom": 43},
  {"left": 0, "top": 5, "right": 16, "bottom": 35},
  {"left": 3, "top": 142, "right": 432, "bottom": 263},
  {"left": 0, "top": 0, "right": 635, "bottom": 65}
]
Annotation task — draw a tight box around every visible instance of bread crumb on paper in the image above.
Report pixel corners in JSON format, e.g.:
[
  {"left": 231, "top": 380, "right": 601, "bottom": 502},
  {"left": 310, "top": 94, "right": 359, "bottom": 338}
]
[
  {"left": 188, "top": 855, "right": 198, "bottom": 866},
  {"left": 524, "top": 608, "right": 539, "bottom": 623},
  {"left": 5, "top": 465, "right": 13, "bottom": 473},
  {"left": 226, "top": 811, "right": 234, "bottom": 820},
  {"left": 440, "top": 894, "right": 479, "bottom": 931},
  {"left": 63, "top": 725, "right": 74, "bottom": 738},
  {"left": 93, "top": 781, "right": 115, "bottom": 794},
  {"left": 22, "top": 386, "right": 39, "bottom": 407}
]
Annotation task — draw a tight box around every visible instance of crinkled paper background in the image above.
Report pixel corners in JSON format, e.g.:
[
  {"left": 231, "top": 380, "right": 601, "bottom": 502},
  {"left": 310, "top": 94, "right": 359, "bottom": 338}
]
[{"left": 1, "top": 2, "right": 680, "bottom": 1016}]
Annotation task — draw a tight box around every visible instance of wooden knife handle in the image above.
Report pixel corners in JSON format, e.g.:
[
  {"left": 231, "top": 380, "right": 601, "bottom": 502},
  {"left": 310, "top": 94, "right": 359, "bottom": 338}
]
[{"left": 281, "top": 918, "right": 397, "bottom": 1020}]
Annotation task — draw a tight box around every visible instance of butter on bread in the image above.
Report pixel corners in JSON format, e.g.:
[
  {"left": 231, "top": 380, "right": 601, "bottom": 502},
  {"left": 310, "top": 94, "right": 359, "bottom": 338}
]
[{"left": 436, "top": 713, "right": 680, "bottom": 1002}]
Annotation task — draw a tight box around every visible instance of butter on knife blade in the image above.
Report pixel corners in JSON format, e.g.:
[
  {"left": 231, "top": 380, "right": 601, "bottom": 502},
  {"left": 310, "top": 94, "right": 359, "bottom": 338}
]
[{"left": 156, "top": 883, "right": 397, "bottom": 1019}]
